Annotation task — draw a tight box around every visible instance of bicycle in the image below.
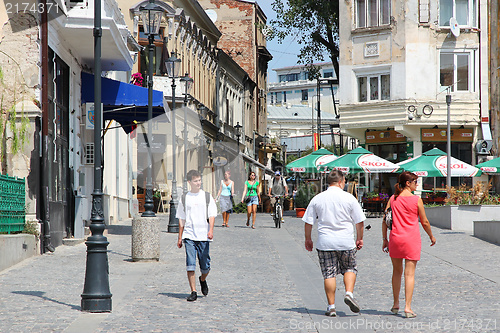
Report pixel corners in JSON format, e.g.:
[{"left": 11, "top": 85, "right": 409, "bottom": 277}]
[{"left": 272, "top": 195, "right": 283, "bottom": 228}]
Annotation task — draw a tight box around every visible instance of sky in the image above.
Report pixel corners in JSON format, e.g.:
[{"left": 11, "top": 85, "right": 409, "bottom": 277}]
[{"left": 255, "top": 1, "right": 302, "bottom": 83}]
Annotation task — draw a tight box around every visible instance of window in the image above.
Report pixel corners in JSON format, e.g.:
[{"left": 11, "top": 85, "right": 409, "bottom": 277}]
[
  {"left": 278, "top": 73, "right": 299, "bottom": 82},
  {"left": 439, "top": 0, "right": 477, "bottom": 27},
  {"left": 302, "top": 89, "right": 308, "bottom": 101},
  {"left": 283, "top": 91, "right": 287, "bottom": 103},
  {"left": 358, "top": 74, "right": 390, "bottom": 102},
  {"left": 356, "top": 0, "right": 390, "bottom": 28},
  {"left": 440, "top": 52, "right": 473, "bottom": 92},
  {"left": 323, "top": 70, "right": 334, "bottom": 78},
  {"left": 276, "top": 92, "right": 282, "bottom": 104}
]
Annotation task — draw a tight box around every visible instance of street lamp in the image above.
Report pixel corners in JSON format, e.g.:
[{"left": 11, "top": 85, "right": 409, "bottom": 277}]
[
  {"left": 180, "top": 73, "right": 193, "bottom": 195},
  {"left": 140, "top": 0, "right": 164, "bottom": 217},
  {"left": 81, "top": 0, "right": 113, "bottom": 312},
  {"left": 235, "top": 122, "right": 242, "bottom": 147},
  {"left": 166, "top": 53, "right": 181, "bottom": 233}
]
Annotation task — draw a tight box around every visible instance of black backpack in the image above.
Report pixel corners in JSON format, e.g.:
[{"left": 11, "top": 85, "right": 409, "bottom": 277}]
[{"left": 181, "top": 191, "right": 211, "bottom": 223}]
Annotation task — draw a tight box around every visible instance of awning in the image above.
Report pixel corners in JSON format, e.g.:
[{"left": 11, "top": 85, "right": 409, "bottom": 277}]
[
  {"left": 81, "top": 72, "right": 169, "bottom": 133},
  {"left": 240, "top": 152, "right": 274, "bottom": 175}
]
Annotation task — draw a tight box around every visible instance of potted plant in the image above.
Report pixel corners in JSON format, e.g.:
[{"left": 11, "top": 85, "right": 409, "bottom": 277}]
[
  {"left": 294, "top": 183, "right": 316, "bottom": 218},
  {"left": 153, "top": 190, "right": 161, "bottom": 213}
]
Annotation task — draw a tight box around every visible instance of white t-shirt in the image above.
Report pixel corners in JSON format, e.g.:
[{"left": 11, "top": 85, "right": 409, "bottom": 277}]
[
  {"left": 302, "top": 186, "right": 365, "bottom": 251},
  {"left": 176, "top": 190, "right": 217, "bottom": 241}
]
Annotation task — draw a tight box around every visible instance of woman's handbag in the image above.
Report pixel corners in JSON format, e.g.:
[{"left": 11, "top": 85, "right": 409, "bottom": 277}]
[
  {"left": 230, "top": 195, "right": 235, "bottom": 207},
  {"left": 384, "top": 207, "right": 393, "bottom": 230},
  {"left": 244, "top": 195, "right": 251, "bottom": 203}
]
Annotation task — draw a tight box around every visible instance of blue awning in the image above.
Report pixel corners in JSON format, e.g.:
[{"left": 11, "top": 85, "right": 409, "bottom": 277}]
[{"left": 81, "top": 72, "right": 168, "bottom": 133}]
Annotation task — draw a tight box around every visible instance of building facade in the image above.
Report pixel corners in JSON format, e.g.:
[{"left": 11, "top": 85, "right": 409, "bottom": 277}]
[
  {"left": 338, "top": 0, "right": 489, "bottom": 192},
  {"left": 0, "top": 0, "right": 136, "bottom": 251}
]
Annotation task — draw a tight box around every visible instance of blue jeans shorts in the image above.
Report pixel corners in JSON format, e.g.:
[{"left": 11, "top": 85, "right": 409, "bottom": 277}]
[
  {"left": 184, "top": 239, "right": 211, "bottom": 274},
  {"left": 247, "top": 195, "right": 259, "bottom": 206}
]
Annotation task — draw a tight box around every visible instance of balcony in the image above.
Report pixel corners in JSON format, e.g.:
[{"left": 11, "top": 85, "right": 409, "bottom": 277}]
[{"left": 51, "top": 0, "right": 134, "bottom": 71}]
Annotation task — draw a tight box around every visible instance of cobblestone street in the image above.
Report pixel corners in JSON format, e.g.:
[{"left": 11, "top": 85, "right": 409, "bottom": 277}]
[{"left": 0, "top": 212, "right": 499, "bottom": 332}]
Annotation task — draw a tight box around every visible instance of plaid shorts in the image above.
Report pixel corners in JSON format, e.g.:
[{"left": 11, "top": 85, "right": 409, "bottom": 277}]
[{"left": 317, "top": 248, "right": 358, "bottom": 279}]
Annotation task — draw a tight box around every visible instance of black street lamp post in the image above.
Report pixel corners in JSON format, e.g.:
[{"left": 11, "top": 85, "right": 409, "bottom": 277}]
[
  {"left": 166, "top": 53, "right": 181, "bottom": 233},
  {"left": 235, "top": 122, "right": 242, "bottom": 148},
  {"left": 180, "top": 73, "right": 193, "bottom": 194},
  {"left": 140, "top": 0, "right": 164, "bottom": 217},
  {"left": 81, "top": 0, "right": 111, "bottom": 312}
]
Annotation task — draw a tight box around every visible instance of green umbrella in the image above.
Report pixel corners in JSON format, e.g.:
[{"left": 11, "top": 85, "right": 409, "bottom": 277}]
[
  {"left": 323, "top": 147, "right": 400, "bottom": 174},
  {"left": 286, "top": 148, "right": 337, "bottom": 173},
  {"left": 471, "top": 156, "right": 500, "bottom": 174},
  {"left": 397, "top": 148, "right": 481, "bottom": 177}
]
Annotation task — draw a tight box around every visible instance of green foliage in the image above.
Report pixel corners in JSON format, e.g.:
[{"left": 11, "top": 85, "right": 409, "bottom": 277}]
[
  {"left": 294, "top": 183, "right": 316, "bottom": 208},
  {"left": 0, "top": 71, "right": 31, "bottom": 172},
  {"left": 270, "top": 0, "right": 340, "bottom": 77},
  {"left": 22, "top": 220, "right": 40, "bottom": 237}
]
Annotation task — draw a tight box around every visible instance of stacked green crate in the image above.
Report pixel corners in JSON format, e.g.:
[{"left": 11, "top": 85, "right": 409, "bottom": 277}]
[{"left": 0, "top": 174, "right": 25, "bottom": 234}]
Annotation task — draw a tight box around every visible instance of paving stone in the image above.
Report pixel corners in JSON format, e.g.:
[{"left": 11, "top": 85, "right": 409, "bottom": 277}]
[{"left": 0, "top": 211, "right": 499, "bottom": 332}]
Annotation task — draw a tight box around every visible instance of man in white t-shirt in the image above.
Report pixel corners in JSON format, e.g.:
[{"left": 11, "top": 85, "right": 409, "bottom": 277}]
[
  {"left": 303, "top": 170, "right": 365, "bottom": 317},
  {"left": 177, "top": 169, "right": 217, "bottom": 302}
]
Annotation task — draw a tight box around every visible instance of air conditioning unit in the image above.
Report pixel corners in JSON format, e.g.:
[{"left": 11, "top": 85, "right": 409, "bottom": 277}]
[{"left": 475, "top": 140, "right": 492, "bottom": 154}]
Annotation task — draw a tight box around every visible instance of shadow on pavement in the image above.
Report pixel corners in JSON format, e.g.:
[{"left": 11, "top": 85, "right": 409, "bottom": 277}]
[
  {"left": 12, "top": 291, "right": 81, "bottom": 311},
  {"left": 158, "top": 292, "right": 192, "bottom": 300},
  {"left": 107, "top": 225, "right": 132, "bottom": 235}
]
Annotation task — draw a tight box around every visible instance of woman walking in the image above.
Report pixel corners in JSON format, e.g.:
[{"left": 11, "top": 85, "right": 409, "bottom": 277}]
[
  {"left": 382, "top": 171, "right": 436, "bottom": 318},
  {"left": 216, "top": 170, "right": 234, "bottom": 227},
  {"left": 241, "top": 171, "right": 261, "bottom": 229}
]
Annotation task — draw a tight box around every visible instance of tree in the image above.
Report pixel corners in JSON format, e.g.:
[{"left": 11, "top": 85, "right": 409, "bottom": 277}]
[{"left": 269, "top": 0, "right": 339, "bottom": 79}]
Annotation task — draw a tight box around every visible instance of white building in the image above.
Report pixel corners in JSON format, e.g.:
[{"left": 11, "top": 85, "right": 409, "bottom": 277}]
[
  {"left": 338, "top": 0, "right": 489, "bottom": 192},
  {"left": 267, "top": 62, "right": 343, "bottom": 152}
]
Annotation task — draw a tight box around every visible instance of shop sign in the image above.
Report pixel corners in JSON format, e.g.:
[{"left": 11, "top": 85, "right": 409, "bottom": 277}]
[
  {"left": 365, "top": 130, "right": 406, "bottom": 144},
  {"left": 421, "top": 128, "right": 473, "bottom": 142}
]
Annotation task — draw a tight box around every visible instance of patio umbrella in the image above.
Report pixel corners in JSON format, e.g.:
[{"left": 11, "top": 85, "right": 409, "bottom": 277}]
[
  {"left": 286, "top": 148, "right": 337, "bottom": 173},
  {"left": 323, "top": 147, "right": 400, "bottom": 174},
  {"left": 475, "top": 156, "right": 500, "bottom": 174},
  {"left": 398, "top": 148, "right": 481, "bottom": 177}
]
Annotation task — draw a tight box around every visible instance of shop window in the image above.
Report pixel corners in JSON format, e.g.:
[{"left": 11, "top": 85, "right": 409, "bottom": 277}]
[
  {"left": 356, "top": 0, "right": 391, "bottom": 28},
  {"left": 439, "top": 0, "right": 477, "bottom": 27},
  {"left": 358, "top": 74, "right": 390, "bottom": 102},
  {"left": 440, "top": 52, "right": 473, "bottom": 92}
]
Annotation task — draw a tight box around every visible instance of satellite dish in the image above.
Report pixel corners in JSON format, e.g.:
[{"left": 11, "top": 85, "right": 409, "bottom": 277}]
[
  {"left": 449, "top": 17, "right": 460, "bottom": 37},
  {"left": 205, "top": 9, "right": 218, "bottom": 23}
]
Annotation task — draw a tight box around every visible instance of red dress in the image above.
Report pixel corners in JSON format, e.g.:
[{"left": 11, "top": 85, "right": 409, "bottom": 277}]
[{"left": 389, "top": 195, "right": 421, "bottom": 261}]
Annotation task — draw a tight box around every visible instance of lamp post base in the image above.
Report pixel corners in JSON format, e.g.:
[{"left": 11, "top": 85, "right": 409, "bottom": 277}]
[{"left": 167, "top": 199, "right": 179, "bottom": 233}]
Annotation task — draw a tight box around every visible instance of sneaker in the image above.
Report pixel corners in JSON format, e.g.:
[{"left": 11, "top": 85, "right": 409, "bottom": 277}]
[
  {"left": 344, "top": 294, "right": 360, "bottom": 313},
  {"left": 325, "top": 307, "right": 336, "bottom": 317},
  {"left": 199, "top": 276, "right": 209, "bottom": 296},
  {"left": 187, "top": 291, "right": 197, "bottom": 302}
]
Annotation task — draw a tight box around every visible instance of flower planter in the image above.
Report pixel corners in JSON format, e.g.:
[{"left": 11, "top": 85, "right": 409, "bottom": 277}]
[
  {"left": 295, "top": 208, "right": 306, "bottom": 218},
  {"left": 425, "top": 205, "right": 500, "bottom": 233}
]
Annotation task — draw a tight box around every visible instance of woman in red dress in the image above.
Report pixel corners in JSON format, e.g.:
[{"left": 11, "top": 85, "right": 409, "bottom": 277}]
[{"left": 382, "top": 171, "right": 436, "bottom": 318}]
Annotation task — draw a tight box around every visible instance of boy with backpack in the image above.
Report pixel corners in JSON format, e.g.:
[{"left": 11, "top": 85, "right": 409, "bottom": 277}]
[{"left": 177, "top": 169, "right": 217, "bottom": 301}]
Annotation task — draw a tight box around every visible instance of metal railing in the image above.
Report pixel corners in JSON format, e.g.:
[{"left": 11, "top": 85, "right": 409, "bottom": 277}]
[{"left": 0, "top": 174, "right": 25, "bottom": 234}]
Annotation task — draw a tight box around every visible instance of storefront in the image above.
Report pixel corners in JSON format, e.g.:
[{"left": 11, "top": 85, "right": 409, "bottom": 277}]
[
  {"left": 365, "top": 129, "right": 408, "bottom": 195},
  {"left": 420, "top": 128, "right": 474, "bottom": 188}
]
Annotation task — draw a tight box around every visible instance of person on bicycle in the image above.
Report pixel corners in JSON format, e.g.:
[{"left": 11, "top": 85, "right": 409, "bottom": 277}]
[{"left": 268, "top": 171, "right": 288, "bottom": 221}]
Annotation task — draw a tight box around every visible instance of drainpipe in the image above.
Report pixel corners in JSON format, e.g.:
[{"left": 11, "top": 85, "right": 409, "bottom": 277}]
[{"left": 40, "top": 0, "right": 54, "bottom": 253}]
